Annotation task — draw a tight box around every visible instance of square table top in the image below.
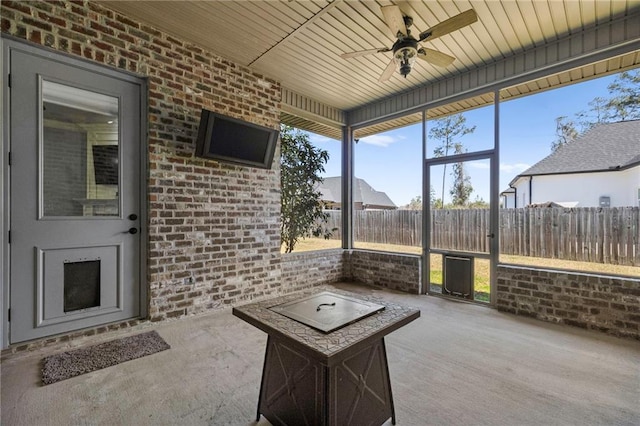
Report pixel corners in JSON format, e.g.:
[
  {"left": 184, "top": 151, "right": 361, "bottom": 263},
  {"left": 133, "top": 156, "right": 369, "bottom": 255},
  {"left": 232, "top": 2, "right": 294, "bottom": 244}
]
[
  {"left": 232, "top": 287, "right": 420, "bottom": 362},
  {"left": 268, "top": 291, "right": 386, "bottom": 333}
]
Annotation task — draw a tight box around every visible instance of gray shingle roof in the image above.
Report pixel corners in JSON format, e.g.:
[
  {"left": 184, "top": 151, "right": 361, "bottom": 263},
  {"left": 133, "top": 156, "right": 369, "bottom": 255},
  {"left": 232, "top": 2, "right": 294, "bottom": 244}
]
[
  {"left": 518, "top": 120, "right": 640, "bottom": 178},
  {"left": 317, "top": 177, "right": 396, "bottom": 208},
  {"left": 500, "top": 187, "right": 516, "bottom": 195}
]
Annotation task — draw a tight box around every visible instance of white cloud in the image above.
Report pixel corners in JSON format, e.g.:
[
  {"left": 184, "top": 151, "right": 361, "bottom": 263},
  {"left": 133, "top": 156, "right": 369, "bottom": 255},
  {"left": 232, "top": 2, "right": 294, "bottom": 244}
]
[
  {"left": 466, "top": 162, "right": 530, "bottom": 173},
  {"left": 358, "top": 134, "right": 400, "bottom": 147},
  {"left": 309, "top": 134, "right": 338, "bottom": 144},
  {"left": 500, "top": 163, "right": 530, "bottom": 173},
  {"left": 469, "top": 162, "right": 490, "bottom": 169}
]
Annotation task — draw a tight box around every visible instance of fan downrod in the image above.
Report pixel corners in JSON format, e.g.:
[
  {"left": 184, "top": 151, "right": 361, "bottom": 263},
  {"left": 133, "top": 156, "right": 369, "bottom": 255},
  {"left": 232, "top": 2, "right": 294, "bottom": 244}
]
[{"left": 403, "top": 15, "right": 413, "bottom": 30}]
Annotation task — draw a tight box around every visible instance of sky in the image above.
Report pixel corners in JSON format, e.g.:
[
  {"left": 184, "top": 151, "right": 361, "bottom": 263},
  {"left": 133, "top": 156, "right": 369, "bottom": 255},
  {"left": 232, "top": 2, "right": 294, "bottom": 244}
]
[{"left": 307, "top": 72, "right": 624, "bottom": 207}]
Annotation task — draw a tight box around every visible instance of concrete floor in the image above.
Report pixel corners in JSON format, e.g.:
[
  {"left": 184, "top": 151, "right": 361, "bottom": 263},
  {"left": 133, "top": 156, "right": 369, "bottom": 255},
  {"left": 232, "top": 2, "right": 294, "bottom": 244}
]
[{"left": 1, "top": 282, "right": 639, "bottom": 426}]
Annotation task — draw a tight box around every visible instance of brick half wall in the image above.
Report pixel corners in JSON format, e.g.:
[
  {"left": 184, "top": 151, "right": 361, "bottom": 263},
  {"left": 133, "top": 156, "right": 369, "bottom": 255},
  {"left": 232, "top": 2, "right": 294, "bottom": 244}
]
[
  {"left": 281, "top": 249, "right": 346, "bottom": 291},
  {"left": 497, "top": 265, "right": 640, "bottom": 339},
  {"left": 347, "top": 250, "right": 421, "bottom": 294}
]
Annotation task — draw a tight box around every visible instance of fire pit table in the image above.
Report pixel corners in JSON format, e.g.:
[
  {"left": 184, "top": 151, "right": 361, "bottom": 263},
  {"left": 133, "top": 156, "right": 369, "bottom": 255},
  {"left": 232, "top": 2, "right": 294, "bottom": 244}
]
[{"left": 232, "top": 289, "right": 420, "bottom": 426}]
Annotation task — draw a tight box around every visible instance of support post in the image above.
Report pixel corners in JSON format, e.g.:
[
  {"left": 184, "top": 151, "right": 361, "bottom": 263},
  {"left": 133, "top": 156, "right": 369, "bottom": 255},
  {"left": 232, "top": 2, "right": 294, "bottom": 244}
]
[{"left": 341, "top": 125, "right": 353, "bottom": 249}]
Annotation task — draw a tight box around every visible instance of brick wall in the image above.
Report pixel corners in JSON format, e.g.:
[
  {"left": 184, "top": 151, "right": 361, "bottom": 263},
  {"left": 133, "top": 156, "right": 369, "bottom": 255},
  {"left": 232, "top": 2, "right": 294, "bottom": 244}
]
[
  {"left": 347, "top": 251, "right": 421, "bottom": 294},
  {"left": 281, "top": 249, "right": 346, "bottom": 291},
  {"left": 2, "top": 1, "right": 283, "bottom": 323},
  {"left": 497, "top": 265, "right": 640, "bottom": 339}
]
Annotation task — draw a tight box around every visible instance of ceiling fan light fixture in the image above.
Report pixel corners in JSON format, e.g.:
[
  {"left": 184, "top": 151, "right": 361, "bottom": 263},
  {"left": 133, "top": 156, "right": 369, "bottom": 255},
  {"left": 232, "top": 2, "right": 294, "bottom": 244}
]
[{"left": 393, "top": 45, "right": 417, "bottom": 78}]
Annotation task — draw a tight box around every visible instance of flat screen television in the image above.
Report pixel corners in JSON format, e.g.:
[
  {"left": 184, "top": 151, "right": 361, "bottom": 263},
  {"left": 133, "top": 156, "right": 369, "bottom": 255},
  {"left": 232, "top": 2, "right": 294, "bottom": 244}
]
[
  {"left": 194, "top": 109, "right": 278, "bottom": 169},
  {"left": 92, "top": 144, "right": 119, "bottom": 185}
]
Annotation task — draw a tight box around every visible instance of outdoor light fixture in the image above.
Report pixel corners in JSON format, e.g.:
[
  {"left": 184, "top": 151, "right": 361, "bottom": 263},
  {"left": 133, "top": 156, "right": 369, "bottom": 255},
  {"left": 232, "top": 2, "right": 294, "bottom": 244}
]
[{"left": 392, "top": 37, "right": 419, "bottom": 78}]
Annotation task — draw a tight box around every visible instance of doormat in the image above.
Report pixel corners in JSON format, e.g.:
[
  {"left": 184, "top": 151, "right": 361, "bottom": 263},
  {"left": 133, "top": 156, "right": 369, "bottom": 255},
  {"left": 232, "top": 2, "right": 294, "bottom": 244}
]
[{"left": 41, "top": 330, "right": 170, "bottom": 385}]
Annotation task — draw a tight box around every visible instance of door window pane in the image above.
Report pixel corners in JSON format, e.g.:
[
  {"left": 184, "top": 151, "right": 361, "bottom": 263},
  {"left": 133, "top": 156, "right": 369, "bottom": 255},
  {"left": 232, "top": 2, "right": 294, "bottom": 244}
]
[{"left": 42, "top": 80, "right": 119, "bottom": 217}]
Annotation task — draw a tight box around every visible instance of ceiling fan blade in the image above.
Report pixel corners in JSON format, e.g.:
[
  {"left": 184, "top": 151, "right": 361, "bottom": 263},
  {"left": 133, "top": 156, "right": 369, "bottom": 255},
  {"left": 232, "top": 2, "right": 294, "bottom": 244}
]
[
  {"left": 379, "top": 58, "right": 396, "bottom": 82},
  {"left": 419, "top": 9, "right": 477, "bottom": 42},
  {"left": 381, "top": 5, "right": 407, "bottom": 38},
  {"left": 341, "top": 47, "right": 390, "bottom": 59},
  {"left": 417, "top": 48, "right": 456, "bottom": 67}
]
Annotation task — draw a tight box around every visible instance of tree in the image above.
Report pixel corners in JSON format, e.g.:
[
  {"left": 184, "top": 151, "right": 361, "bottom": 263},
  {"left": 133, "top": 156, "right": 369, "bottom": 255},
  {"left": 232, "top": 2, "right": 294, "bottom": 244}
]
[
  {"left": 605, "top": 70, "right": 640, "bottom": 121},
  {"left": 403, "top": 190, "right": 449, "bottom": 210},
  {"left": 280, "top": 125, "right": 331, "bottom": 253},
  {"left": 553, "top": 70, "right": 640, "bottom": 150},
  {"left": 468, "top": 195, "right": 489, "bottom": 209},
  {"left": 450, "top": 161, "right": 473, "bottom": 205},
  {"left": 551, "top": 116, "right": 579, "bottom": 152},
  {"left": 575, "top": 96, "right": 610, "bottom": 132},
  {"left": 429, "top": 114, "right": 476, "bottom": 206},
  {"left": 404, "top": 196, "right": 422, "bottom": 210},
  {"left": 428, "top": 185, "right": 443, "bottom": 208}
]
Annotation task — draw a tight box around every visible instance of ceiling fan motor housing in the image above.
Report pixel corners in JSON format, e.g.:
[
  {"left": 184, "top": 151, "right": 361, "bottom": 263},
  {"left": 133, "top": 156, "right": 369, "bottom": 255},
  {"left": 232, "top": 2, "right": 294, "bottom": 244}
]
[{"left": 392, "top": 38, "right": 419, "bottom": 77}]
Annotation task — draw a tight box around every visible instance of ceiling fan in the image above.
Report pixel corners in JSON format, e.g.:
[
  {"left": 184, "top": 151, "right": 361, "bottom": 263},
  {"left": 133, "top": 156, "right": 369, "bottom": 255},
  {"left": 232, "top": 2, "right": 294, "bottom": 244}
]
[{"left": 341, "top": 5, "right": 478, "bottom": 82}]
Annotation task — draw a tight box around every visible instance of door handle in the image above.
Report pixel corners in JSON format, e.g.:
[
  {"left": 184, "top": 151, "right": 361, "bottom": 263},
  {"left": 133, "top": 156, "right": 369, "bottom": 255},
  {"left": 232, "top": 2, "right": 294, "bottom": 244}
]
[
  {"left": 128, "top": 214, "right": 138, "bottom": 221},
  {"left": 125, "top": 227, "right": 138, "bottom": 235},
  {"left": 487, "top": 233, "right": 494, "bottom": 238}
]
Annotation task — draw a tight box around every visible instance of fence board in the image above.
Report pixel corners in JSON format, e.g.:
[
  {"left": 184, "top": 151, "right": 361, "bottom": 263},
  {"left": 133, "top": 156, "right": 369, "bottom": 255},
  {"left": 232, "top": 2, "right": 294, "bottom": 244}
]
[{"left": 322, "top": 207, "right": 639, "bottom": 266}]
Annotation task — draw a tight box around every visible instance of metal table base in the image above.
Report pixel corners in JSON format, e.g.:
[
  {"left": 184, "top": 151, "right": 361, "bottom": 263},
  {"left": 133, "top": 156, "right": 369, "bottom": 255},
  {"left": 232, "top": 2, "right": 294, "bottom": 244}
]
[
  {"left": 232, "top": 288, "right": 419, "bottom": 426},
  {"left": 257, "top": 335, "right": 395, "bottom": 426}
]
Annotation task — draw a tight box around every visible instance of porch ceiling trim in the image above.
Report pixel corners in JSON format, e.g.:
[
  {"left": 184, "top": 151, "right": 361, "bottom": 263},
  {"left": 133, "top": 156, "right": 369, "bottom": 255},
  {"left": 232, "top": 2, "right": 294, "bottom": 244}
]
[{"left": 280, "top": 87, "right": 345, "bottom": 128}]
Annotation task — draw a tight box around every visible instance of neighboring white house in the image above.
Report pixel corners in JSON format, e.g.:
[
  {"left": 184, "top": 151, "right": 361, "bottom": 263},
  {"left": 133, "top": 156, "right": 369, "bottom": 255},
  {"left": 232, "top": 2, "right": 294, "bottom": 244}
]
[
  {"left": 317, "top": 177, "right": 397, "bottom": 210},
  {"left": 501, "top": 120, "right": 640, "bottom": 208}
]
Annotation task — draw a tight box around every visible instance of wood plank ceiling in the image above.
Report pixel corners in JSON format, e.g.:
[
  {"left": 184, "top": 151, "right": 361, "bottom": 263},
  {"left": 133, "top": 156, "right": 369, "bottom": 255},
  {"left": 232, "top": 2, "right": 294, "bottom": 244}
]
[{"left": 99, "top": 1, "right": 640, "bottom": 139}]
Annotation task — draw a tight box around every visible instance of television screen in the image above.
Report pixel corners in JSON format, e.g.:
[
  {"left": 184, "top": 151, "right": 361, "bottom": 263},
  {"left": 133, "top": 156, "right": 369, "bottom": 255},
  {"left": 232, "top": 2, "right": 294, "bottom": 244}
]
[
  {"left": 195, "top": 109, "right": 278, "bottom": 169},
  {"left": 92, "top": 145, "right": 119, "bottom": 185}
]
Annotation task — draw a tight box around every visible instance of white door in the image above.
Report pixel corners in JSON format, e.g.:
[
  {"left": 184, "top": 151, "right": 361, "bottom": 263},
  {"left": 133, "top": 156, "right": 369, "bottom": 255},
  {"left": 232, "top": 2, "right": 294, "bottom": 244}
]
[{"left": 9, "top": 47, "right": 144, "bottom": 343}]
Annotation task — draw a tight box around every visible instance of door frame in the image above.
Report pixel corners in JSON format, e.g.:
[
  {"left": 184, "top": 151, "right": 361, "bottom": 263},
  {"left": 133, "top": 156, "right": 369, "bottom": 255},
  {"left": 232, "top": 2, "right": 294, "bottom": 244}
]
[
  {"left": 423, "top": 150, "right": 498, "bottom": 305},
  {"left": 1, "top": 36, "right": 148, "bottom": 348},
  {"left": 420, "top": 90, "right": 500, "bottom": 306}
]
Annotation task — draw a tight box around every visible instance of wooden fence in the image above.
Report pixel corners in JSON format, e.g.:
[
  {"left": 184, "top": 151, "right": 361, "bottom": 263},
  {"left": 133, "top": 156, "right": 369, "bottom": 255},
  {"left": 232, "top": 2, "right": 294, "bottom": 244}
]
[{"left": 322, "top": 207, "right": 640, "bottom": 266}]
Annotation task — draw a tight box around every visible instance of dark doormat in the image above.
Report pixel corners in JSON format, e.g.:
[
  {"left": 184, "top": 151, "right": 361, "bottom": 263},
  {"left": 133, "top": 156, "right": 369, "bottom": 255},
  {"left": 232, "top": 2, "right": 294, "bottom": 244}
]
[{"left": 41, "top": 330, "right": 170, "bottom": 385}]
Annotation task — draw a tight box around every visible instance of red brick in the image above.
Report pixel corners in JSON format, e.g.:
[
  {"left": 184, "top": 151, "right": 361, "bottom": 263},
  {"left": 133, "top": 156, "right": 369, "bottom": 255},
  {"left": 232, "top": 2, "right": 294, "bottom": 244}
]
[{"left": 2, "top": 1, "right": 32, "bottom": 15}]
